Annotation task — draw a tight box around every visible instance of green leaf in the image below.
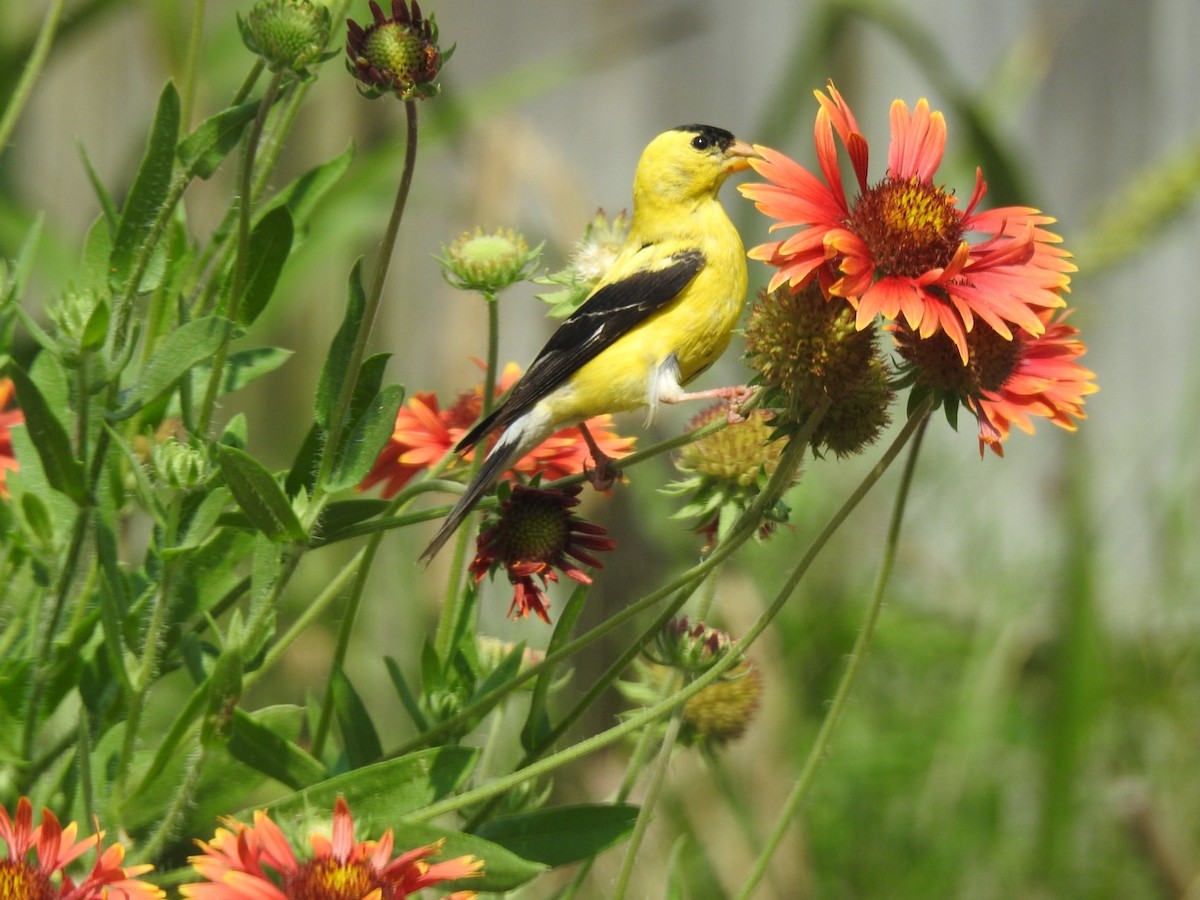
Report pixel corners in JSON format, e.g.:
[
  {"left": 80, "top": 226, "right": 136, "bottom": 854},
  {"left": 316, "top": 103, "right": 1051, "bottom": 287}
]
[
  {"left": 7, "top": 364, "right": 87, "bottom": 505},
  {"left": 284, "top": 422, "right": 321, "bottom": 498},
  {"left": 381, "top": 822, "right": 545, "bottom": 894},
  {"left": 112, "top": 316, "right": 231, "bottom": 419},
  {"left": 238, "top": 206, "right": 294, "bottom": 326},
  {"left": 109, "top": 81, "right": 181, "bottom": 293},
  {"left": 384, "top": 656, "right": 429, "bottom": 731},
  {"left": 315, "top": 261, "right": 366, "bottom": 431},
  {"left": 215, "top": 443, "right": 306, "bottom": 542},
  {"left": 185, "top": 346, "right": 293, "bottom": 405},
  {"left": 8, "top": 212, "right": 43, "bottom": 302},
  {"left": 260, "top": 143, "right": 355, "bottom": 232},
  {"left": 80, "top": 215, "right": 113, "bottom": 294},
  {"left": 330, "top": 667, "right": 382, "bottom": 769},
  {"left": 78, "top": 144, "right": 119, "bottom": 230},
  {"left": 80, "top": 298, "right": 110, "bottom": 351},
  {"left": 474, "top": 804, "right": 640, "bottom": 868},
  {"left": 227, "top": 707, "right": 327, "bottom": 790},
  {"left": 318, "top": 498, "right": 390, "bottom": 541},
  {"left": 178, "top": 100, "right": 259, "bottom": 180},
  {"left": 261, "top": 746, "right": 479, "bottom": 821},
  {"left": 327, "top": 384, "right": 404, "bottom": 491}
]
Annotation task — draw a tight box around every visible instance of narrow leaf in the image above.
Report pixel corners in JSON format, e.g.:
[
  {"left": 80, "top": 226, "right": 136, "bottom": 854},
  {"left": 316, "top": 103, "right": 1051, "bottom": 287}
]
[
  {"left": 315, "top": 261, "right": 366, "bottom": 431},
  {"left": 215, "top": 444, "right": 305, "bottom": 542},
  {"left": 384, "top": 656, "right": 429, "bottom": 731},
  {"left": 178, "top": 100, "right": 259, "bottom": 180},
  {"left": 228, "top": 708, "right": 327, "bottom": 790},
  {"left": 327, "top": 384, "right": 404, "bottom": 491},
  {"left": 7, "top": 364, "right": 87, "bottom": 505},
  {"left": 80, "top": 215, "right": 113, "bottom": 294},
  {"left": 238, "top": 206, "right": 294, "bottom": 326},
  {"left": 330, "top": 667, "right": 382, "bottom": 769},
  {"left": 185, "top": 346, "right": 293, "bottom": 404},
  {"left": 318, "top": 499, "right": 390, "bottom": 542},
  {"left": 284, "top": 422, "right": 321, "bottom": 498},
  {"left": 260, "top": 143, "right": 355, "bottom": 231},
  {"left": 109, "top": 81, "right": 181, "bottom": 293},
  {"left": 474, "top": 804, "right": 640, "bottom": 868},
  {"left": 113, "top": 316, "right": 231, "bottom": 419},
  {"left": 261, "top": 746, "right": 479, "bottom": 821},
  {"left": 77, "top": 144, "right": 118, "bottom": 229}
]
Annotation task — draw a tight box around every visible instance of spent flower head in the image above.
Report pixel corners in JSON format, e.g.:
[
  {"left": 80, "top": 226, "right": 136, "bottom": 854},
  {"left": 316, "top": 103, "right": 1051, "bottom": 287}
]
[
  {"left": 894, "top": 307, "right": 1097, "bottom": 456},
  {"left": 240, "top": 0, "right": 334, "bottom": 79},
  {"left": 534, "top": 209, "right": 630, "bottom": 318},
  {"left": 740, "top": 80, "right": 1075, "bottom": 363},
  {"left": 180, "top": 796, "right": 481, "bottom": 900},
  {"left": 440, "top": 227, "right": 542, "bottom": 295},
  {"left": 0, "top": 796, "right": 163, "bottom": 900},
  {"left": 468, "top": 484, "right": 616, "bottom": 624},
  {"left": 744, "top": 283, "right": 894, "bottom": 456},
  {"left": 682, "top": 658, "right": 763, "bottom": 746},
  {"left": 664, "top": 404, "right": 795, "bottom": 541},
  {"left": 346, "top": 0, "right": 451, "bottom": 100}
]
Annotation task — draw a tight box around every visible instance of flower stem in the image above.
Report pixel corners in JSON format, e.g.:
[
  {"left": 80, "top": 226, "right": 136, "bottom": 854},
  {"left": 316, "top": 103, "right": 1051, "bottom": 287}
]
[
  {"left": 612, "top": 701, "right": 687, "bottom": 900},
  {"left": 313, "top": 99, "right": 419, "bottom": 497},
  {"left": 197, "top": 71, "right": 283, "bottom": 437},
  {"left": 733, "top": 403, "right": 932, "bottom": 900},
  {"left": 0, "top": 0, "right": 64, "bottom": 153}
]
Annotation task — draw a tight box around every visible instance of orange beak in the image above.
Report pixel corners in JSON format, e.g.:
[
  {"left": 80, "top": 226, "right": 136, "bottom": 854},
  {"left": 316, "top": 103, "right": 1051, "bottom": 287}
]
[{"left": 722, "top": 138, "right": 760, "bottom": 174}]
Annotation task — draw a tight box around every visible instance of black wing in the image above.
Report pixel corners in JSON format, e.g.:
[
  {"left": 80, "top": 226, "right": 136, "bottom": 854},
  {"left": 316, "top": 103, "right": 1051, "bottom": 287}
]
[{"left": 457, "top": 249, "right": 705, "bottom": 450}]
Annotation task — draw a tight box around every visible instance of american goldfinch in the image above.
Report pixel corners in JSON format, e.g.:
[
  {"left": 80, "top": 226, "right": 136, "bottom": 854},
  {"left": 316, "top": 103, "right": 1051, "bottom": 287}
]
[{"left": 422, "top": 125, "right": 756, "bottom": 560}]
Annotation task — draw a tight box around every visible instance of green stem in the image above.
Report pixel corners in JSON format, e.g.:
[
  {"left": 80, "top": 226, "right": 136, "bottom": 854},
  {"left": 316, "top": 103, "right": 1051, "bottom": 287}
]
[
  {"left": 613, "top": 701, "right": 687, "bottom": 900},
  {"left": 197, "top": 72, "right": 284, "bottom": 437},
  {"left": 314, "top": 99, "right": 419, "bottom": 495},
  {"left": 733, "top": 404, "right": 932, "bottom": 900},
  {"left": 411, "top": 401, "right": 928, "bottom": 826},
  {"left": 178, "top": 0, "right": 206, "bottom": 128},
  {"left": 0, "top": 0, "right": 64, "bottom": 154},
  {"left": 433, "top": 293, "right": 501, "bottom": 660}
]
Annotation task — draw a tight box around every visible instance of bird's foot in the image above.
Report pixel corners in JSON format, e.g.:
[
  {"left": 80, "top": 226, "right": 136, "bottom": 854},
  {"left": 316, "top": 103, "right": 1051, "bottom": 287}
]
[{"left": 577, "top": 421, "right": 622, "bottom": 491}]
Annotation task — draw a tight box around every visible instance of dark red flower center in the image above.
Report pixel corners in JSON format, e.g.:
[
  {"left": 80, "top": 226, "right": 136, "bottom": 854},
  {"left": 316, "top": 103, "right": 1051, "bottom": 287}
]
[
  {"left": 283, "top": 857, "right": 390, "bottom": 900},
  {"left": 0, "top": 859, "right": 56, "bottom": 900},
  {"left": 896, "top": 323, "right": 1022, "bottom": 397},
  {"left": 849, "top": 176, "right": 963, "bottom": 277}
]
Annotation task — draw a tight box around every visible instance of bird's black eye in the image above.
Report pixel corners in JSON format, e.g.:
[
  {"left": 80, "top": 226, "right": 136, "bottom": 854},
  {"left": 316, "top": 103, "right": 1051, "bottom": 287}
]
[{"left": 690, "top": 134, "right": 712, "bottom": 151}]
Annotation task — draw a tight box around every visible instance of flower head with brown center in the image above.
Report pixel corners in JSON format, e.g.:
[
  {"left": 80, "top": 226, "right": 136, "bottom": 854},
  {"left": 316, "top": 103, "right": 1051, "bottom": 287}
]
[
  {"left": 740, "top": 80, "right": 1075, "bottom": 363},
  {"left": 345, "top": 1, "right": 451, "bottom": 100},
  {"left": 0, "top": 378, "right": 23, "bottom": 498},
  {"left": 468, "top": 484, "right": 616, "bottom": 623},
  {"left": 180, "top": 797, "right": 481, "bottom": 900},
  {"left": 893, "top": 307, "right": 1097, "bottom": 456},
  {"left": 359, "top": 363, "right": 633, "bottom": 497},
  {"left": 0, "top": 797, "right": 163, "bottom": 900},
  {"left": 743, "top": 282, "right": 894, "bottom": 456}
]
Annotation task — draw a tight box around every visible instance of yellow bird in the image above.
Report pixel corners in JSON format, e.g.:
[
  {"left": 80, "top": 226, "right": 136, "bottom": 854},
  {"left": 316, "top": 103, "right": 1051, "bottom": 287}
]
[{"left": 421, "top": 125, "right": 757, "bottom": 560}]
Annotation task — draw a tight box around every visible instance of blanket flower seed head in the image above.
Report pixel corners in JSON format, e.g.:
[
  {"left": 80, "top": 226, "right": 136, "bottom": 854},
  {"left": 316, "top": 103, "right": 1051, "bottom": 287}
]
[
  {"left": 181, "top": 797, "right": 481, "bottom": 900},
  {"left": 346, "top": 0, "right": 451, "bottom": 100},
  {"left": 468, "top": 484, "right": 616, "bottom": 624},
  {"left": 440, "top": 228, "right": 542, "bottom": 295},
  {"left": 0, "top": 797, "right": 163, "bottom": 900},
  {"left": 534, "top": 209, "right": 631, "bottom": 318},
  {"left": 240, "top": 0, "right": 333, "bottom": 79},
  {"left": 743, "top": 283, "right": 893, "bottom": 456},
  {"left": 894, "top": 308, "right": 1097, "bottom": 456},
  {"left": 682, "top": 658, "right": 763, "bottom": 746},
  {"left": 740, "top": 80, "right": 1075, "bottom": 363}
]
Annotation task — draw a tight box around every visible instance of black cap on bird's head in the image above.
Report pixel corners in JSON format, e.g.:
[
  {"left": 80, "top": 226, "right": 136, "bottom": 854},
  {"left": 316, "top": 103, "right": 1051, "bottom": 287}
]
[{"left": 674, "top": 124, "right": 737, "bottom": 152}]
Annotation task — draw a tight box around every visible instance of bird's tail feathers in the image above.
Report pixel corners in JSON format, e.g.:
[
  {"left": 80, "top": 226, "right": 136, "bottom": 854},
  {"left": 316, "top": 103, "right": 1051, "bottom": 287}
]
[{"left": 419, "top": 425, "right": 528, "bottom": 563}]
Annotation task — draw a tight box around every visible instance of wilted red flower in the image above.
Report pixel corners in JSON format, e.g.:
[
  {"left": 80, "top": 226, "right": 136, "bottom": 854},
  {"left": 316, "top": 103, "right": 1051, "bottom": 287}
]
[
  {"left": 360, "top": 363, "right": 634, "bottom": 497},
  {"left": 345, "top": 0, "right": 450, "bottom": 100},
  {"left": 893, "top": 308, "right": 1096, "bottom": 456},
  {"left": 0, "top": 797, "right": 163, "bottom": 900},
  {"left": 0, "top": 378, "right": 23, "bottom": 498},
  {"left": 468, "top": 484, "right": 617, "bottom": 623},
  {"left": 181, "top": 797, "right": 481, "bottom": 900},
  {"left": 740, "top": 81, "right": 1075, "bottom": 363}
]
